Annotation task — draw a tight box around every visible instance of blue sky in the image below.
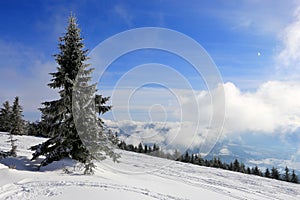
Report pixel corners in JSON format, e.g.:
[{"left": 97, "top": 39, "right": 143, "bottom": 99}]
[
  {"left": 0, "top": 0, "right": 293, "bottom": 93},
  {"left": 0, "top": 1, "right": 293, "bottom": 106},
  {"left": 0, "top": 0, "right": 298, "bottom": 116},
  {"left": 1, "top": 0, "right": 300, "bottom": 157}
]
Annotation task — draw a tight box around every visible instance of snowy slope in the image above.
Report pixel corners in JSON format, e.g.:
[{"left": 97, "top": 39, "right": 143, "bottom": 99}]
[{"left": 0, "top": 132, "right": 300, "bottom": 200}]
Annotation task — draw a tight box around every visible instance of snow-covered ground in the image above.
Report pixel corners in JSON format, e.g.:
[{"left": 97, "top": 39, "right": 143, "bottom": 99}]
[{"left": 0, "top": 132, "right": 300, "bottom": 200}]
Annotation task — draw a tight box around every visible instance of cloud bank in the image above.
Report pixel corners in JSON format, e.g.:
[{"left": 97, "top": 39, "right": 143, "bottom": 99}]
[{"left": 104, "top": 80, "right": 300, "bottom": 154}]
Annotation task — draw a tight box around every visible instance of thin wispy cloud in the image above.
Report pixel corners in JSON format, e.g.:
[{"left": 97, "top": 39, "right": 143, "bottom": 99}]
[
  {"left": 276, "top": 6, "right": 300, "bottom": 79},
  {"left": 114, "top": 4, "right": 134, "bottom": 27}
]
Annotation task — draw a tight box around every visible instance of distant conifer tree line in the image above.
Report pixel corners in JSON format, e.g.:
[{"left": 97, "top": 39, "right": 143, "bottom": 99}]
[{"left": 117, "top": 139, "right": 299, "bottom": 184}]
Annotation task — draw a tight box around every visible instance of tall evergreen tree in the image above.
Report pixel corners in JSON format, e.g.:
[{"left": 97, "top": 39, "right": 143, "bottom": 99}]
[
  {"left": 30, "top": 14, "right": 119, "bottom": 174},
  {"left": 11, "top": 97, "right": 25, "bottom": 135}
]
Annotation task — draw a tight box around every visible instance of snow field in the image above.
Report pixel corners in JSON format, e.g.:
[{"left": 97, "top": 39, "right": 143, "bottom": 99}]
[{"left": 0, "top": 133, "right": 299, "bottom": 200}]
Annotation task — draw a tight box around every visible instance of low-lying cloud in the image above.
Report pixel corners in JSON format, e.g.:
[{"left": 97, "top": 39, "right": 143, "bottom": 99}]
[{"left": 105, "top": 80, "right": 300, "bottom": 154}]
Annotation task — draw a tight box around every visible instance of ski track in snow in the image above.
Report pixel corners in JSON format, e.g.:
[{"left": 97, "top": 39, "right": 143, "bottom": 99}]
[
  {"left": 0, "top": 180, "right": 187, "bottom": 200},
  {"left": 154, "top": 162, "right": 300, "bottom": 200}
]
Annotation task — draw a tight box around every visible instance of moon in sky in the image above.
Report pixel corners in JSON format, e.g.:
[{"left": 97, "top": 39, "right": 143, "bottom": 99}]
[{"left": 257, "top": 52, "right": 261, "bottom": 56}]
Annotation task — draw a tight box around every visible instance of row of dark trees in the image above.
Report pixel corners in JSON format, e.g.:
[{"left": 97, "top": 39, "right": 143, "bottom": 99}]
[
  {"left": 0, "top": 97, "right": 50, "bottom": 138},
  {"left": 0, "top": 97, "right": 25, "bottom": 135},
  {"left": 179, "top": 151, "right": 298, "bottom": 184},
  {"left": 118, "top": 140, "right": 299, "bottom": 184}
]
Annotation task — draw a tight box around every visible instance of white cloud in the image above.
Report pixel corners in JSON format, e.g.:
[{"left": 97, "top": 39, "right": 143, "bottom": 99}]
[
  {"left": 0, "top": 40, "right": 58, "bottom": 120},
  {"left": 217, "top": 81, "right": 300, "bottom": 135},
  {"left": 276, "top": 6, "right": 300, "bottom": 79},
  {"left": 220, "top": 147, "right": 231, "bottom": 156},
  {"left": 249, "top": 157, "right": 300, "bottom": 171},
  {"left": 104, "top": 81, "right": 300, "bottom": 153}
]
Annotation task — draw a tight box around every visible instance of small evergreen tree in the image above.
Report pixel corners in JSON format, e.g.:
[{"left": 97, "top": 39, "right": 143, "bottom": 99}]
[
  {"left": 153, "top": 144, "right": 159, "bottom": 152},
  {"left": 0, "top": 101, "right": 12, "bottom": 132},
  {"left": 240, "top": 163, "right": 246, "bottom": 173},
  {"left": 265, "top": 168, "right": 270, "bottom": 178},
  {"left": 284, "top": 166, "right": 290, "bottom": 182},
  {"left": 252, "top": 166, "right": 261, "bottom": 176},
  {"left": 271, "top": 167, "right": 280, "bottom": 180},
  {"left": 118, "top": 140, "right": 127, "bottom": 150},
  {"left": 191, "top": 154, "right": 195, "bottom": 164},
  {"left": 138, "top": 142, "right": 143, "bottom": 153},
  {"left": 7, "top": 132, "right": 17, "bottom": 157},
  {"left": 291, "top": 170, "right": 298, "bottom": 183},
  {"left": 183, "top": 151, "right": 190, "bottom": 163},
  {"left": 246, "top": 166, "right": 251, "bottom": 174},
  {"left": 228, "top": 162, "right": 233, "bottom": 170},
  {"left": 233, "top": 159, "right": 240, "bottom": 172}
]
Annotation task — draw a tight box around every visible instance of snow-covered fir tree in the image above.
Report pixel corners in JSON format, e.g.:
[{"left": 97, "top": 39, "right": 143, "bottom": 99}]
[
  {"left": 30, "top": 14, "right": 119, "bottom": 174},
  {"left": 11, "top": 96, "right": 25, "bottom": 135}
]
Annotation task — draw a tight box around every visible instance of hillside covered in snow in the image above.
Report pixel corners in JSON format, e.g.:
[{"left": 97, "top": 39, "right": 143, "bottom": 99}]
[{"left": 0, "top": 132, "right": 300, "bottom": 200}]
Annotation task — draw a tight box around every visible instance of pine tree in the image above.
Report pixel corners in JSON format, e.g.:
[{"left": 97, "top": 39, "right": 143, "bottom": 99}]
[
  {"left": 271, "top": 167, "right": 280, "bottom": 180},
  {"left": 265, "top": 168, "right": 270, "bottom": 178},
  {"left": 291, "top": 170, "right": 298, "bottom": 183},
  {"left": 246, "top": 166, "right": 251, "bottom": 174},
  {"left": 233, "top": 159, "right": 240, "bottom": 172},
  {"left": 284, "top": 166, "right": 290, "bottom": 182},
  {"left": 7, "top": 131, "right": 17, "bottom": 157},
  {"left": 252, "top": 166, "right": 261, "bottom": 176},
  {"left": 240, "top": 163, "right": 246, "bottom": 173},
  {"left": 11, "top": 97, "right": 25, "bottom": 135},
  {"left": 191, "top": 154, "right": 195, "bottom": 164},
  {"left": 183, "top": 151, "right": 190, "bottom": 163},
  {"left": 0, "top": 101, "right": 12, "bottom": 132},
  {"left": 30, "top": 14, "right": 119, "bottom": 174},
  {"left": 138, "top": 142, "right": 143, "bottom": 153}
]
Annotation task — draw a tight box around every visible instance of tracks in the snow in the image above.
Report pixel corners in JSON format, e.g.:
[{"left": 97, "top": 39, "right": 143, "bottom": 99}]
[{"left": 0, "top": 179, "right": 188, "bottom": 200}]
